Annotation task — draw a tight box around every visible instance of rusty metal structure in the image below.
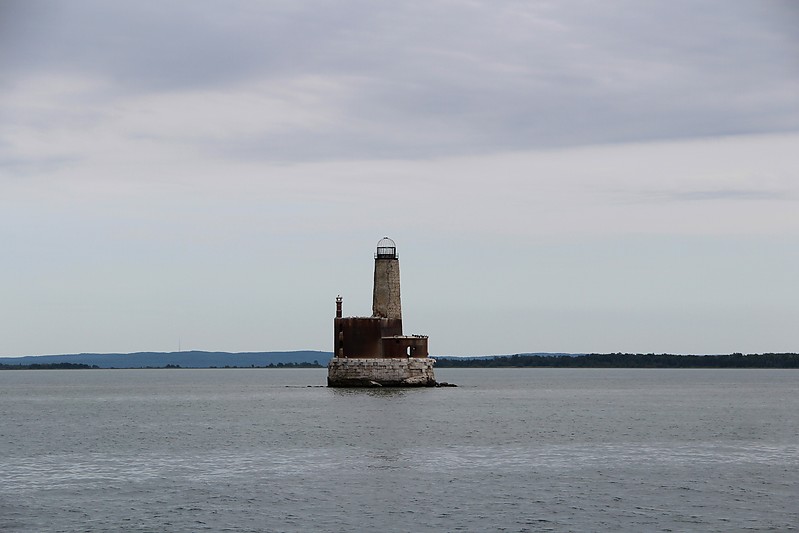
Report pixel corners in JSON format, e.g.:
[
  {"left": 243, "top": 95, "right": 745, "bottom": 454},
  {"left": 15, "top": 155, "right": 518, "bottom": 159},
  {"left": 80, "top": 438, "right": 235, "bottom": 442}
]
[
  {"left": 334, "top": 237, "right": 429, "bottom": 359},
  {"left": 328, "top": 238, "right": 435, "bottom": 387}
]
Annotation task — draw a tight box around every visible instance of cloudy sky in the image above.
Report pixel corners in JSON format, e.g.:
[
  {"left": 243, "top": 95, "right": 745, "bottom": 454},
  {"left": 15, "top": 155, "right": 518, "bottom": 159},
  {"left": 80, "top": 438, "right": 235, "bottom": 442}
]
[{"left": 2, "top": 0, "right": 798, "bottom": 357}]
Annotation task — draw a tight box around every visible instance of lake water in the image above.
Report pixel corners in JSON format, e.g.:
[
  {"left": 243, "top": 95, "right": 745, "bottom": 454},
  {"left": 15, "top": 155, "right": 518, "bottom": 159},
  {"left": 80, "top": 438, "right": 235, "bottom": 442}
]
[{"left": 0, "top": 368, "right": 796, "bottom": 532}]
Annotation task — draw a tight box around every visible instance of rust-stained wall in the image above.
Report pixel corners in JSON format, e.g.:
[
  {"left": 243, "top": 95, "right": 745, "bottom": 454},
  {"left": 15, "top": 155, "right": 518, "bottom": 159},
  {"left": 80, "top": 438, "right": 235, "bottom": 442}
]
[
  {"left": 379, "top": 318, "right": 403, "bottom": 338},
  {"left": 334, "top": 317, "right": 403, "bottom": 358},
  {"left": 381, "top": 336, "right": 429, "bottom": 358}
]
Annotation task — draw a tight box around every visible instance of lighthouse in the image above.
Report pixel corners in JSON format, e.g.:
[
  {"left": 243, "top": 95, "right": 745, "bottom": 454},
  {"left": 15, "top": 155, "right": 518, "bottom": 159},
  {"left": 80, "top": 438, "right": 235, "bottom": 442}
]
[
  {"left": 372, "top": 237, "right": 402, "bottom": 320},
  {"left": 327, "top": 238, "right": 437, "bottom": 387}
]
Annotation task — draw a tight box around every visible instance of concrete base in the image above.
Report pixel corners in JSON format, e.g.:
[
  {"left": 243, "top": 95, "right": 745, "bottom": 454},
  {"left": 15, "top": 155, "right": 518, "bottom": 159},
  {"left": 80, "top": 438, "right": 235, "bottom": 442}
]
[{"left": 327, "top": 357, "right": 437, "bottom": 387}]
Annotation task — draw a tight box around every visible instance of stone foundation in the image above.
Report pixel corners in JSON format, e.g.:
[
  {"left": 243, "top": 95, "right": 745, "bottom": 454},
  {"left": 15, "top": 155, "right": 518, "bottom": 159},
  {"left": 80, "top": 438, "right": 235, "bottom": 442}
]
[{"left": 327, "top": 357, "right": 437, "bottom": 387}]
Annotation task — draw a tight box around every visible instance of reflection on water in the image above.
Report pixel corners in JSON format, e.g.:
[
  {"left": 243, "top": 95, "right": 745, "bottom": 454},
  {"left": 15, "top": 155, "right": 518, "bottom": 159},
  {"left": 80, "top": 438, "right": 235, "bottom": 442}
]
[{"left": 329, "top": 386, "right": 415, "bottom": 398}]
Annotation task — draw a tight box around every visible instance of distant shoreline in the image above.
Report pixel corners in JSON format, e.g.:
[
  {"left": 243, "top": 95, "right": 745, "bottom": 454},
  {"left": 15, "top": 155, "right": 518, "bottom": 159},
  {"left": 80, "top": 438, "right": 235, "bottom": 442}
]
[
  {"left": 0, "top": 361, "right": 325, "bottom": 370},
  {"left": 436, "top": 353, "right": 799, "bottom": 368},
  {"left": 0, "top": 350, "right": 330, "bottom": 369},
  {"left": 2, "top": 353, "right": 798, "bottom": 369}
]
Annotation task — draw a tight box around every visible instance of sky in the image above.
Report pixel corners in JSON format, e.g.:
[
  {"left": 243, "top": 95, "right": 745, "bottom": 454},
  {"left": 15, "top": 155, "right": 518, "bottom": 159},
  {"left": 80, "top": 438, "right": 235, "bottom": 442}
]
[{"left": 1, "top": 0, "right": 798, "bottom": 357}]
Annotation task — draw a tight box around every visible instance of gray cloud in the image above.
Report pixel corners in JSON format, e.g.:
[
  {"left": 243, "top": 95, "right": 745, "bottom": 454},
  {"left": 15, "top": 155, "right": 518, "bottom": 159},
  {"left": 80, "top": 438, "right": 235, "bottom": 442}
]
[{"left": 1, "top": 0, "right": 799, "bottom": 163}]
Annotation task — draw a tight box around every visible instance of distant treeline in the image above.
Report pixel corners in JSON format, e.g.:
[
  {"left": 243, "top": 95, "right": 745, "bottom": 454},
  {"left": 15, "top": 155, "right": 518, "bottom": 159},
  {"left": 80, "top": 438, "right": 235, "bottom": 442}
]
[
  {"left": 435, "top": 353, "right": 799, "bottom": 368},
  {"left": 208, "top": 362, "right": 324, "bottom": 369},
  {"left": 0, "top": 362, "right": 98, "bottom": 370},
  {"left": 0, "top": 361, "right": 324, "bottom": 370}
]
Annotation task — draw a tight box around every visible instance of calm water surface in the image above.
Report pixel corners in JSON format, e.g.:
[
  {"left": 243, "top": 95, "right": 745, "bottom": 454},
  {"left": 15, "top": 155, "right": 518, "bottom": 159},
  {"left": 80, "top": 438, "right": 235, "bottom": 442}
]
[{"left": 0, "top": 368, "right": 796, "bottom": 532}]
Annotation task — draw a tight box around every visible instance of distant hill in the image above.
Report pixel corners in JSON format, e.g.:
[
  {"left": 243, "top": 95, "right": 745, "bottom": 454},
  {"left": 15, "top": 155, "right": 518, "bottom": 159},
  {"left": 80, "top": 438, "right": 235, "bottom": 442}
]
[{"left": 0, "top": 351, "right": 334, "bottom": 369}]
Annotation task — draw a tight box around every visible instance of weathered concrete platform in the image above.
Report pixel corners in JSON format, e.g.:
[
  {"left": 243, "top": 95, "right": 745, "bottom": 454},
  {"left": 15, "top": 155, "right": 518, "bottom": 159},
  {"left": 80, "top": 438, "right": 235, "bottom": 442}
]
[{"left": 327, "top": 357, "right": 437, "bottom": 387}]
